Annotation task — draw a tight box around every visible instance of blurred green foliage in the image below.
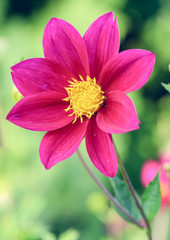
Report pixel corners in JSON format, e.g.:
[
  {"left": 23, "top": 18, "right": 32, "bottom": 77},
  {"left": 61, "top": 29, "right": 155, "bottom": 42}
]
[{"left": 0, "top": 0, "right": 170, "bottom": 239}]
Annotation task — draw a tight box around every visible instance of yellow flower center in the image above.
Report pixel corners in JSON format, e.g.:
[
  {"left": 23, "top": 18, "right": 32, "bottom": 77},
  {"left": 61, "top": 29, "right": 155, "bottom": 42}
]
[{"left": 63, "top": 75, "right": 105, "bottom": 123}]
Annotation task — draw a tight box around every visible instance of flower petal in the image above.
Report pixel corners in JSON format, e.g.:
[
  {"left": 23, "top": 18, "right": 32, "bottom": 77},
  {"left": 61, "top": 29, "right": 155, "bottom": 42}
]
[
  {"left": 160, "top": 167, "right": 170, "bottom": 208},
  {"left": 83, "top": 12, "right": 120, "bottom": 79},
  {"left": 140, "top": 160, "right": 159, "bottom": 187},
  {"left": 39, "top": 119, "right": 88, "bottom": 169},
  {"left": 99, "top": 49, "right": 156, "bottom": 93},
  {"left": 96, "top": 91, "right": 140, "bottom": 134},
  {"left": 11, "top": 58, "right": 74, "bottom": 97},
  {"left": 6, "top": 91, "right": 74, "bottom": 131},
  {"left": 43, "top": 18, "right": 90, "bottom": 78},
  {"left": 85, "top": 117, "right": 118, "bottom": 177}
]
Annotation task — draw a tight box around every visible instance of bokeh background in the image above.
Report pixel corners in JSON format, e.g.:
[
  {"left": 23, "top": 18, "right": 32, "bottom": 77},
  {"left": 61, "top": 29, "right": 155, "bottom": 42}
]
[{"left": 0, "top": 0, "right": 170, "bottom": 239}]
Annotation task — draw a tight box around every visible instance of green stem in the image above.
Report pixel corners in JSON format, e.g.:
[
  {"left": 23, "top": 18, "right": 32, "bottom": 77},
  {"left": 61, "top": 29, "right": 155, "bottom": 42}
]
[
  {"left": 112, "top": 140, "right": 152, "bottom": 240},
  {"left": 77, "top": 149, "right": 145, "bottom": 229}
]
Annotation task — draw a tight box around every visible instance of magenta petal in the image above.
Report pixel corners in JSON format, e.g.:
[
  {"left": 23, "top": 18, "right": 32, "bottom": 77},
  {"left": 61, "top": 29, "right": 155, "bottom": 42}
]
[
  {"left": 11, "top": 58, "right": 74, "bottom": 96},
  {"left": 6, "top": 91, "right": 74, "bottom": 131},
  {"left": 85, "top": 117, "right": 118, "bottom": 177},
  {"left": 39, "top": 119, "right": 88, "bottom": 169},
  {"left": 140, "top": 160, "right": 159, "bottom": 187},
  {"left": 83, "top": 12, "right": 120, "bottom": 79},
  {"left": 43, "top": 18, "right": 90, "bottom": 78},
  {"left": 96, "top": 91, "right": 140, "bottom": 134},
  {"left": 99, "top": 49, "right": 156, "bottom": 93}
]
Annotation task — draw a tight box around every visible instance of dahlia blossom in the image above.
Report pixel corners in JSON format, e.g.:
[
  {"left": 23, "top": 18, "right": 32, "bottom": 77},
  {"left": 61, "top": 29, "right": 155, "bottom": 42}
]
[
  {"left": 141, "top": 156, "right": 170, "bottom": 208},
  {"left": 7, "top": 12, "right": 155, "bottom": 177}
]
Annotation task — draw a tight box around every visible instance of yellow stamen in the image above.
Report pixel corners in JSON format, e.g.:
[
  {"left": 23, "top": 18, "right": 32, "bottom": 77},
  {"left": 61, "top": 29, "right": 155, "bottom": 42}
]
[{"left": 63, "top": 75, "right": 105, "bottom": 123}]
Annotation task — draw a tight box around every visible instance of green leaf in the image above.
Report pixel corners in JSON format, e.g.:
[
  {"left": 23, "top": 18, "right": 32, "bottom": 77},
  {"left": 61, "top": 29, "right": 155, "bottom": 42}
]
[
  {"left": 161, "top": 83, "right": 170, "bottom": 93},
  {"left": 141, "top": 173, "right": 161, "bottom": 221},
  {"left": 110, "top": 176, "right": 142, "bottom": 223}
]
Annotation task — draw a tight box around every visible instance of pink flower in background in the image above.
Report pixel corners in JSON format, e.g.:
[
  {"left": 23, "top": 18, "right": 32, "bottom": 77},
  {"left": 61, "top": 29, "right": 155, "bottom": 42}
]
[
  {"left": 141, "top": 155, "right": 170, "bottom": 208},
  {"left": 7, "top": 12, "right": 155, "bottom": 177}
]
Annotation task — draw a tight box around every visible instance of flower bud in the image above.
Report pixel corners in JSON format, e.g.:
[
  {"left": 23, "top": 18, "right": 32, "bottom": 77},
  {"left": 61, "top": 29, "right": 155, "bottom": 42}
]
[{"left": 12, "top": 85, "right": 23, "bottom": 103}]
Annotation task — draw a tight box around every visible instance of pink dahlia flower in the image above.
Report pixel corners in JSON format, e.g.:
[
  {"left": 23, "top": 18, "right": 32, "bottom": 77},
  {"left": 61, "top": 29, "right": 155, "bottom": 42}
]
[
  {"left": 141, "top": 155, "right": 170, "bottom": 208},
  {"left": 7, "top": 12, "right": 155, "bottom": 177}
]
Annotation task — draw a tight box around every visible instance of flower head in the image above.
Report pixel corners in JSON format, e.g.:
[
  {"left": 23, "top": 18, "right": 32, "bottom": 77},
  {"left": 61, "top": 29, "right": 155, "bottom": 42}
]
[
  {"left": 141, "top": 155, "right": 170, "bottom": 208},
  {"left": 7, "top": 12, "right": 155, "bottom": 177}
]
